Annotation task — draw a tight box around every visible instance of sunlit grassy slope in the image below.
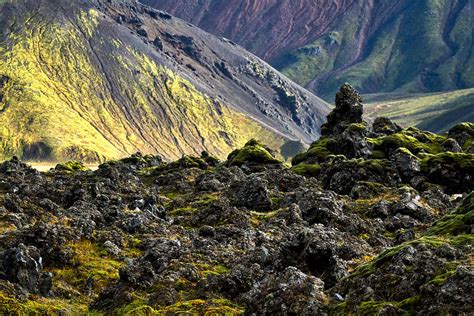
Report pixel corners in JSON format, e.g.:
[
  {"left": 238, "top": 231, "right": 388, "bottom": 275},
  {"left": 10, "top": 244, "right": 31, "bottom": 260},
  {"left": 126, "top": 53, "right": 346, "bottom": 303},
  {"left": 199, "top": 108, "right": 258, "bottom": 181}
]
[
  {"left": 365, "top": 88, "right": 474, "bottom": 133},
  {"left": 0, "top": 4, "right": 282, "bottom": 162}
]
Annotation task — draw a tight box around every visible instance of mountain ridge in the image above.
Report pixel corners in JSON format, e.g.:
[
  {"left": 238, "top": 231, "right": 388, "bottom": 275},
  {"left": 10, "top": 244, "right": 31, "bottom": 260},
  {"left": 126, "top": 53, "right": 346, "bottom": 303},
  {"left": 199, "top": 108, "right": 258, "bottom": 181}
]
[
  {"left": 148, "top": 0, "right": 474, "bottom": 100},
  {"left": 0, "top": 0, "right": 329, "bottom": 162}
]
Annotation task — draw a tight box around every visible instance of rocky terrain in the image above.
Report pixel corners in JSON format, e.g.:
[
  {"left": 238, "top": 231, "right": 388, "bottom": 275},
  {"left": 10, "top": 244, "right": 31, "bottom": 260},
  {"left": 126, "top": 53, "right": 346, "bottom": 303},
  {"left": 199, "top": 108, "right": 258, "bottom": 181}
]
[
  {"left": 149, "top": 0, "right": 474, "bottom": 102},
  {"left": 0, "top": 85, "right": 472, "bottom": 314},
  {"left": 0, "top": 0, "right": 329, "bottom": 163}
]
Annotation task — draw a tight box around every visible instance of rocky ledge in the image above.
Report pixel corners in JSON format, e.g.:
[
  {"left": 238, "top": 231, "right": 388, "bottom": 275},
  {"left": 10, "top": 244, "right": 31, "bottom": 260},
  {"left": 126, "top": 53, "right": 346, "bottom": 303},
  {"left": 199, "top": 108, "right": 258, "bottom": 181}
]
[{"left": 0, "top": 85, "right": 472, "bottom": 315}]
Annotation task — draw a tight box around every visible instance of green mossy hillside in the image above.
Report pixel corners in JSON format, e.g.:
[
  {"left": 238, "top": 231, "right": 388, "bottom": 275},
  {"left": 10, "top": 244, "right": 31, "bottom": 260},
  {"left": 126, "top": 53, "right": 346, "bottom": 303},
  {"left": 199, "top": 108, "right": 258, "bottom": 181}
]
[
  {"left": 0, "top": 1, "right": 285, "bottom": 163},
  {"left": 280, "top": 1, "right": 474, "bottom": 102}
]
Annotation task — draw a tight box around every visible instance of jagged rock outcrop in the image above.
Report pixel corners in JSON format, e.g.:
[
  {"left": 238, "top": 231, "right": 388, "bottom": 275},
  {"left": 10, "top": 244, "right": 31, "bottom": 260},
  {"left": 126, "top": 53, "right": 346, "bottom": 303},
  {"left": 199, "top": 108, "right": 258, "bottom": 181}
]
[
  {"left": 0, "top": 86, "right": 472, "bottom": 314},
  {"left": 293, "top": 84, "right": 474, "bottom": 195},
  {"left": 321, "top": 83, "right": 364, "bottom": 136}
]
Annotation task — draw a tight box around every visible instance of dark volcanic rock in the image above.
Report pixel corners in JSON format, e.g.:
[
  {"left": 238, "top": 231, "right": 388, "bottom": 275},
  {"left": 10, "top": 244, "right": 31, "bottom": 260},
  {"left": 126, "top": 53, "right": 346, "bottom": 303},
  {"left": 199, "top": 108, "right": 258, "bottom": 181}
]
[
  {"left": 372, "top": 117, "right": 403, "bottom": 136},
  {"left": 321, "top": 83, "right": 363, "bottom": 136},
  {"left": 0, "top": 87, "right": 472, "bottom": 314},
  {"left": 2, "top": 244, "right": 44, "bottom": 293}
]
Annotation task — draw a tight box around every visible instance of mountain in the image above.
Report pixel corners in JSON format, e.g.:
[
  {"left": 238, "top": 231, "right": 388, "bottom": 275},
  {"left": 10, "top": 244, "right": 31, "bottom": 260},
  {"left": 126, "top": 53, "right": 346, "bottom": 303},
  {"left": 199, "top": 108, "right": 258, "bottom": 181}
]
[
  {"left": 0, "top": 85, "right": 472, "bottom": 314},
  {"left": 0, "top": 0, "right": 329, "bottom": 163},
  {"left": 142, "top": 0, "right": 352, "bottom": 63},
  {"left": 365, "top": 88, "right": 474, "bottom": 133},
  {"left": 147, "top": 0, "right": 474, "bottom": 100}
]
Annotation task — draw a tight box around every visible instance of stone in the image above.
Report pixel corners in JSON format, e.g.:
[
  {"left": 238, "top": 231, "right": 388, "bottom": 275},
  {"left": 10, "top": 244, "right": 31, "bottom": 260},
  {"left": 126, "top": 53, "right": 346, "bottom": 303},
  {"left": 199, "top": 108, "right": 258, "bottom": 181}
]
[
  {"left": 372, "top": 117, "right": 402, "bottom": 136},
  {"left": 321, "top": 83, "right": 363, "bottom": 136},
  {"left": 441, "top": 138, "right": 462, "bottom": 153}
]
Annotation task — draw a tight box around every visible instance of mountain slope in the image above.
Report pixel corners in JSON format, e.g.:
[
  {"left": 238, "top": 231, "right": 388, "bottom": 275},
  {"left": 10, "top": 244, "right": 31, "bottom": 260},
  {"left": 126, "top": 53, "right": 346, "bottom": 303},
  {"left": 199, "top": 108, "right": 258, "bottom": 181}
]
[
  {"left": 148, "top": 0, "right": 474, "bottom": 100},
  {"left": 143, "top": 0, "right": 356, "bottom": 63},
  {"left": 0, "top": 0, "right": 329, "bottom": 162},
  {"left": 365, "top": 88, "right": 474, "bottom": 133}
]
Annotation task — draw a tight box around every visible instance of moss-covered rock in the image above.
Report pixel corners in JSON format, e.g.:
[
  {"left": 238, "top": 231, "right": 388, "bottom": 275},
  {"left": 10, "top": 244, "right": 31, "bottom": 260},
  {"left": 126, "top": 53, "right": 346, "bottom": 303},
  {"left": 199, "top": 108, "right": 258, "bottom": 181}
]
[
  {"left": 420, "top": 152, "right": 474, "bottom": 193},
  {"left": 370, "top": 129, "right": 445, "bottom": 156},
  {"left": 226, "top": 139, "right": 281, "bottom": 167},
  {"left": 292, "top": 137, "right": 336, "bottom": 165},
  {"left": 427, "top": 191, "right": 474, "bottom": 235},
  {"left": 55, "top": 161, "right": 88, "bottom": 172},
  {"left": 168, "top": 156, "right": 209, "bottom": 170},
  {"left": 291, "top": 163, "right": 321, "bottom": 177}
]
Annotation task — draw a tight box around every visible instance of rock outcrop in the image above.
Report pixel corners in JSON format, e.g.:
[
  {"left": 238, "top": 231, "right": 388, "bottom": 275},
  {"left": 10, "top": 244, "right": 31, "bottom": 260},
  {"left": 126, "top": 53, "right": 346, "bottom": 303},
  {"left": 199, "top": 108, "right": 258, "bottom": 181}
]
[{"left": 0, "top": 86, "right": 472, "bottom": 314}]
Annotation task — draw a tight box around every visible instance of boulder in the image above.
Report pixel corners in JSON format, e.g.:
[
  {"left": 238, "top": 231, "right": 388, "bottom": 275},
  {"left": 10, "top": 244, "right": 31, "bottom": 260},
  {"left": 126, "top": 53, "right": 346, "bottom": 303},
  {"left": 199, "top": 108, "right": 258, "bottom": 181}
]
[
  {"left": 372, "top": 117, "right": 402, "bottom": 136},
  {"left": 1, "top": 244, "right": 47, "bottom": 294},
  {"left": 227, "top": 173, "right": 272, "bottom": 211},
  {"left": 441, "top": 138, "right": 462, "bottom": 153}
]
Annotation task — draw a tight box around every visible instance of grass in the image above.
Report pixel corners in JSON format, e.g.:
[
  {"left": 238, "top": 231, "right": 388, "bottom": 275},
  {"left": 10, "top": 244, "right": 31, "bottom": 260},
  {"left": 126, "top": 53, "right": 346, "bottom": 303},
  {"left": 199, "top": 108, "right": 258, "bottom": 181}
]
[{"left": 365, "top": 88, "right": 474, "bottom": 133}]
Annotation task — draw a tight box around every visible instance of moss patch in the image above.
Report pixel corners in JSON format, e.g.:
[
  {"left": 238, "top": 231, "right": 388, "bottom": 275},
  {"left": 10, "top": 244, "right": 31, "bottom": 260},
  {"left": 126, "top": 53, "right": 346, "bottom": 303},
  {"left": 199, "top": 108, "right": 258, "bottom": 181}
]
[
  {"left": 291, "top": 163, "right": 321, "bottom": 177},
  {"left": 55, "top": 161, "right": 89, "bottom": 172},
  {"left": 226, "top": 139, "right": 281, "bottom": 167}
]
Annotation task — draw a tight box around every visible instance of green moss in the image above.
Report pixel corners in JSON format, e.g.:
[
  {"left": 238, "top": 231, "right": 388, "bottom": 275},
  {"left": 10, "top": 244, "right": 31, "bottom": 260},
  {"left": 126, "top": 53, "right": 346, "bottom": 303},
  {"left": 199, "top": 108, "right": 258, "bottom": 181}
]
[
  {"left": 291, "top": 163, "right": 321, "bottom": 177},
  {"left": 115, "top": 297, "right": 156, "bottom": 315},
  {"left": 250, "top": 210, "right": 281, "bottom": 227},
  {"left": 168, "top": 156, "right": 209, "bottom": 170},
  {"left": 156, "top": 298, "right": 244, "bottom": 315},
  {"left": 376, "top": 236, "right": 446, "bottom": 264},
  {"left": 420, "top": 152, "right": 474, "bottom": 173},
  {"left": 449, "top": 122, "right": 474, "bottom": 135},
  {"left": 340, "top": 295, "right": 421, "bottom": 315},
  {"left": 200, "top": 264, "right": 230, "bottom": 277},
  {"left": 227, "top": 139, "right": 281, "bottom": 167},
  {"left": 396, "top": 296, "right": 421, "bottom": 314},
  {"left": 358, "top": 301, "right": 396, "bottom": 314},
  {"left": 343, "top": 158, "right": 391, "bottom": 176},
  {"left": 427, "top": 192, "right": 473, "bottom": 236},
  {"left": 292, "top": 137, "right": 336, "bottom": 165},
  {"left": 457, "top": 191, "right": 474, "bottom": 214},
  {"left": 193, "top": 193, "right": 219, "bottom": 205},
  {"left": 52, "top": 240, "right": 123, "bottom": 295},
  {"left": 371, "top": 150, "right": 386, "bottom": 159},
  {"left": 0, "top": 292, "right": 95, "bottom": 315},
  {"left": 427, "top": 213, "right": 470, "bottom": 236},
  {"left": 370, "top": 130, "right": 444, "bottom": 156},
  {"left": 55, "top": 160, "right": 89, "bottom": 172},
  {"left": 396, "top": 147, "right": 418, "bottom": 157},
  {"left": 427, "top": 270, "right": 457, "bottom": 286},
  {"left": 0, "top": 293, "right": 23, "bottom": 315},
  {"left": 347, "top": 122, "right": 368, "bottom": 133},
  {"left": 270, "top": 196, "right": 283, "bottom": 205},
  {"left": 169, "top": 207, "right": 197, "bottom": 216}
]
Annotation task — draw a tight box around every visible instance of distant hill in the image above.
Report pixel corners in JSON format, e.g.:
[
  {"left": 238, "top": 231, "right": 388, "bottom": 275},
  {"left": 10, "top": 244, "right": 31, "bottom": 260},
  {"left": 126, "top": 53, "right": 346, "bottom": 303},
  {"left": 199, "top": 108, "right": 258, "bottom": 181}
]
[
  {"left": 365, "top": 88, "right": 474, "bottom": 134},
  {"left": 148, "top": 0, "right": 474, "bottom": 100},
  {"left": 0, "top": 0, "right": 329, "bottom": 162}
]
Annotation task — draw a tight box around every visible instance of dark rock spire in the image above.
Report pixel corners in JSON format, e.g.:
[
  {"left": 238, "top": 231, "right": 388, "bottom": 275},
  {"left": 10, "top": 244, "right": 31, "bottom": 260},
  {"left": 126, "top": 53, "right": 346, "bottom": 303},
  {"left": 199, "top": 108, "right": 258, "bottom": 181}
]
[{"left": 321, "top": 83, "right": 363, "bottom": 136}]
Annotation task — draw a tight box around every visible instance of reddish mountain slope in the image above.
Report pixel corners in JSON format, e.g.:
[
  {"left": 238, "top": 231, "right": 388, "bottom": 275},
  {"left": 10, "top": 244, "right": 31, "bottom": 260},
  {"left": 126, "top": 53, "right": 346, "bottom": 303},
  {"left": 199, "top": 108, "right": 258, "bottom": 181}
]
[
  {"left": 145, "top": 0, "right": 474, "bottom": 102},
  {"left": 143, "top": 0, "right": 357, "bottom": 63}
]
